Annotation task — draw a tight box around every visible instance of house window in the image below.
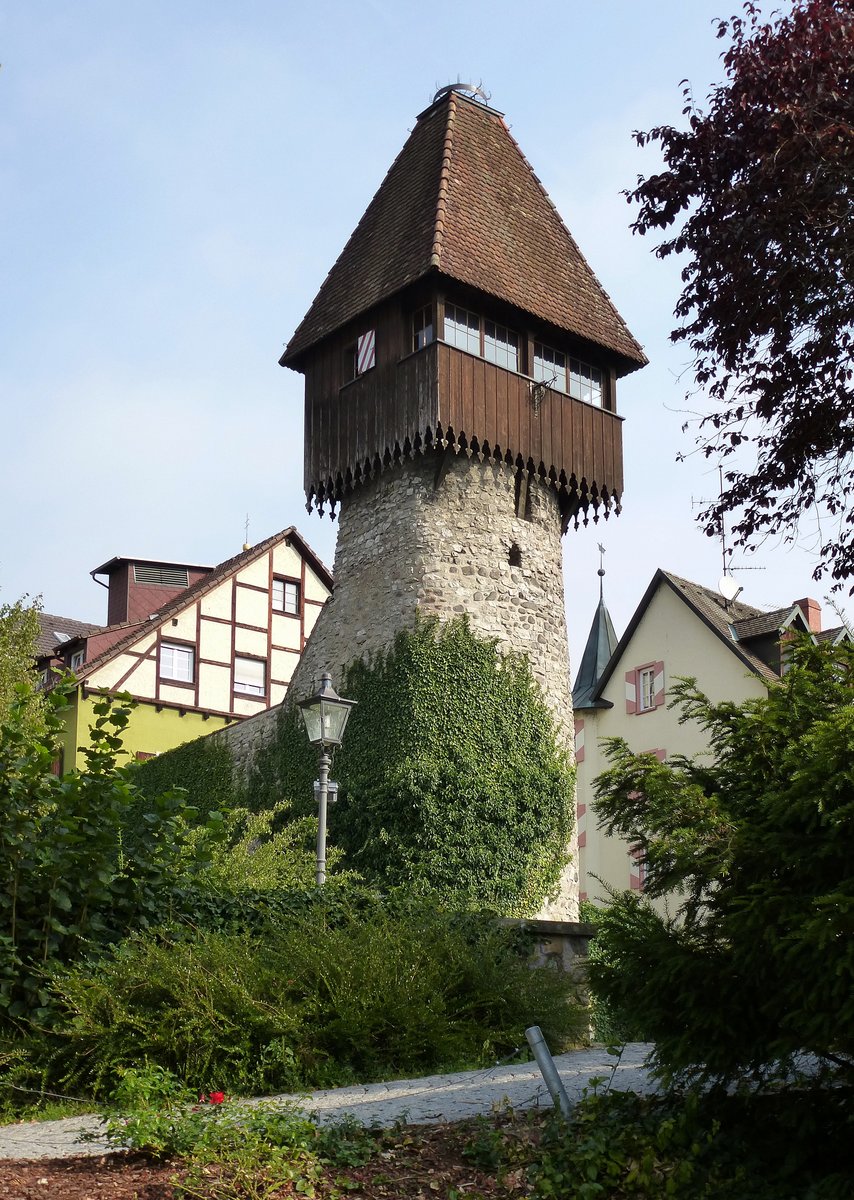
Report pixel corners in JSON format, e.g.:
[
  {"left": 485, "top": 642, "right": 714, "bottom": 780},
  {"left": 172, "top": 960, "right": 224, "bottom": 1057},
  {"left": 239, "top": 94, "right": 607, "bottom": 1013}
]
[
  {"left": 629, "top": 844, "right": 647, "bottom": 891},
  {"left": 160, "top": 642, "right": 194, "bottom": 683},
  {"left": 444, "top": 304, "right": 520, "bottom": 371},
  {"left": 272, "top": 578, "right": 300, "bottom": 616},
  {"left": 69, "top": 649, "right": 84, "bottom": 671},
  {"left": 412, "top": 305, "right": 434, "bottom": 352},
  {"left": 234, "top": 656, "right": 266, "bottom": 697},
  {"left": 534, "top": 343, "right": 603, "bottom": 407},
  {"left": 638, "top": 666, "right": 657, "bottom": 712},
  {"left": 625, "top": 661, "right": 664, "bottom": 714}
]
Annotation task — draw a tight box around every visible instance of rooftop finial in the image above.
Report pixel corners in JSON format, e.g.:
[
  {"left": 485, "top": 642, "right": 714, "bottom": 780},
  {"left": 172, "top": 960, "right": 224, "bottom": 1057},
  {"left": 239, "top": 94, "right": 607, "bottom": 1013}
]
[
  {"left": 597, "top": 543, "right": 606, "bottom": 600},
  {"left": 432, "top": 80, "right": 490, "bottom": 106},
  {"left": 243, "top": 513, "right": 251, "bottom": 553}
]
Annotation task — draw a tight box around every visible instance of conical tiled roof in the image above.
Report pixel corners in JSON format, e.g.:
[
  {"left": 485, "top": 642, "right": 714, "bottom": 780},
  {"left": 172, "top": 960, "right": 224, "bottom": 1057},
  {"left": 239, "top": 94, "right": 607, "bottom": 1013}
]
[
  {"left": 282, "top": 91, "right": 646, "bottom": 373},
  {"left": 572, "top": 595, "right": 619, "bottom": 709}
]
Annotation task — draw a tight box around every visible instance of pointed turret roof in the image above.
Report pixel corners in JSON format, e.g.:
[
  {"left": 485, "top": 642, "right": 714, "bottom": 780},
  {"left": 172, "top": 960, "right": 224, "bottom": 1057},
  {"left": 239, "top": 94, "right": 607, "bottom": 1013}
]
[
  {"left": 572, "top": 592, "right": 619, "bottom": 710},
  {"left": 281, "top": 90, "right": 647, "bottom": 373}
]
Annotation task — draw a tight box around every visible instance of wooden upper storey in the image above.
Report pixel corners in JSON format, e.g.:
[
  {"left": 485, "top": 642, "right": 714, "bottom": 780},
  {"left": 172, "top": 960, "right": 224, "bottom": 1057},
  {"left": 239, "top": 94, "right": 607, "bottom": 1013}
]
[
  {"left": 301, "top": 284, "right": 625, "bottom": 530},
  {"left": 282, "top": 90, "right": 645, "bottom": 531}
]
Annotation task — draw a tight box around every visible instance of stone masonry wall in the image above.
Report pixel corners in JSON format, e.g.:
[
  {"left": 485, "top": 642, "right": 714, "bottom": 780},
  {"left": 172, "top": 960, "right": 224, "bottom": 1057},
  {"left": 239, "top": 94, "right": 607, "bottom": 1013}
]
[{"left": 213, "top": 451, "right": 579, "bottom": 918}]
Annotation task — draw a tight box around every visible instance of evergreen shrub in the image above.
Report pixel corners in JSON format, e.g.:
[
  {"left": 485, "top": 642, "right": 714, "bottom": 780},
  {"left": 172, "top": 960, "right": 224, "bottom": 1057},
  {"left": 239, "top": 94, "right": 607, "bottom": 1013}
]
[{"left": 37, "top": 892, "right": 585, "bottom": 1099}]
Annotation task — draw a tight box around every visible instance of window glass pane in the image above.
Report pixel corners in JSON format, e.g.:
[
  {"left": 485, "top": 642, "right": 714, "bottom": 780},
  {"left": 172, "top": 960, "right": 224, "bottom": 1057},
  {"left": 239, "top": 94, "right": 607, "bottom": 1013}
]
[
  {"left": 161, "top": 643, "right": 194, "bottom": 682},
  {"left": 273, "top": 579, "right": 300, "bottom": 614},
  {"left": 235, "top": 656, "right": 266, "bottom": 696},
  {"left": 413, "top": 306, "right": 433, "bottom": 352},
  {"left": 533, "top": 343, "right": 567, "bottom": 392},
  {"left": 444, "top": 304, "right": 480, "bottom": 354},
  {"left": 484, "top": 321, "right": 518, "bottom": 371}
]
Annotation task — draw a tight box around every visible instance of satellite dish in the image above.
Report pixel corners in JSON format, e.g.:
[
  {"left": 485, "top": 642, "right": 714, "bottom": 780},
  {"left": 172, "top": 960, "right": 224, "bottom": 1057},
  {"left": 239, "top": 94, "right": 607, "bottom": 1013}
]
[{"left": 718, "top": 575, "right": 740, "bottom": 601}]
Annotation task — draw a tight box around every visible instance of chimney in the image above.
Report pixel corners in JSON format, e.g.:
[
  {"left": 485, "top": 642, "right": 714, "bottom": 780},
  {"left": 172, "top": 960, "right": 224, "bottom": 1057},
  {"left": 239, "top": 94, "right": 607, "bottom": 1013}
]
[{"left": 794, "top": 597, "right": 821, "bottom": 632}]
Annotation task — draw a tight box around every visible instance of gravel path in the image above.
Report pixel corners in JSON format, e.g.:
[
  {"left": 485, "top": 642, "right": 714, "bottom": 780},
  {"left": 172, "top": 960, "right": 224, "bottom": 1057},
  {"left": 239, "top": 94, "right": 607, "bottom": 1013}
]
[{"left": 0, "top": 1043, "right": 656, "bottom": 1160}]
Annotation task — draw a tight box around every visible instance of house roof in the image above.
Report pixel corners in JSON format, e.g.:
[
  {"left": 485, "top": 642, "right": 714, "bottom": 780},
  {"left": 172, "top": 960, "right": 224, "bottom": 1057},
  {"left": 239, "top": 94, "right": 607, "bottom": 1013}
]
[
  {"left": 572, "top": 595, "right": 619, "bottom": 709},
  {"left": 71, "top": 527, "right": 333, "bottom": 685},
  {"left": 592, "top": 571, "right": 796, "bottom": 700},
  {"left": 35, "top": 612, "right": 103, "bottom": 658},
  {"left": 91, "top": 555, "right": 213, "bottom": 577},
  {"left": 281, "top": 90, "right": 647, "bottom": 374}
]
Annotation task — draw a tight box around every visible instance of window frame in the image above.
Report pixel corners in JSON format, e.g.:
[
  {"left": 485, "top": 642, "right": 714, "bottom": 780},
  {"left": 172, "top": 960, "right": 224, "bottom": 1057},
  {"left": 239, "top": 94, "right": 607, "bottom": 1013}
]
[
  {"left": 412, "top": 304, "right": 434, "bottom": 353},
  {"left": 159, "top": 640, "right": 196, "bottom": 686},
  {"left": 625, "top": 661, "right": 664, "bottom": 715},
  {"left": 533, "top": 341, "right": 604, "bottom": 408},
  {"left": 272, "top": 576, "right": 301, "bottom": 618},
  {"left": 443, "top": 303, "right": 519, "bottom": 371},
  {"left": 233, "top": 654, "right": 268, "bottom": 698}
]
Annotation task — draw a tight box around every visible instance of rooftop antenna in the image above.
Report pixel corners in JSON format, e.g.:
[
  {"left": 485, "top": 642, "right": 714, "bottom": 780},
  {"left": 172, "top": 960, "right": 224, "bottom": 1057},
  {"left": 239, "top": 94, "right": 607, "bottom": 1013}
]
[
  {"left": 243, "top": 513, "right": 251, "bottom": 552},
  {"left": 597, "top": 543, "right": 606, "bottom": 601}
]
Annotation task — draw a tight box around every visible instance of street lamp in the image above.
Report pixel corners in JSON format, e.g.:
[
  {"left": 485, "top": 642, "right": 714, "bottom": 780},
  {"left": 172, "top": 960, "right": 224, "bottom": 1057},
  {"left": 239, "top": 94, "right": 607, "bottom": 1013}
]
[{"left": 297, "top": 672, "right": 356, "bottom": 886}]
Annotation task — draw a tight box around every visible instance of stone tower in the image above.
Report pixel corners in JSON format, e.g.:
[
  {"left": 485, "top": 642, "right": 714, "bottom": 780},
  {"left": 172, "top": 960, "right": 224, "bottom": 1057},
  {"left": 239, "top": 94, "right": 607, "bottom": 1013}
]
[{"left": 280, "top": 87, "right": 646, "bottom": 916}]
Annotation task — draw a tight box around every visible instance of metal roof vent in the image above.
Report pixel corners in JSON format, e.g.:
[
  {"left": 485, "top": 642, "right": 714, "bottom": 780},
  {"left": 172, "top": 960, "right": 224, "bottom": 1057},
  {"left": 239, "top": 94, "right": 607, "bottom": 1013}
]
[{"left": 133, "top": 565, "right": 190, "bottom": 588}]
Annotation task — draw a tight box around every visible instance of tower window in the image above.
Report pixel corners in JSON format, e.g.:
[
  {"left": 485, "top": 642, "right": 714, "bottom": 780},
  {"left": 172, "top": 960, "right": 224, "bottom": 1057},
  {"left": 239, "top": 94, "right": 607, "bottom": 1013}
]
[
  {"left": 534, "top": 343, "right": 603, "bottom": 407},
  {"left": 444, "top": 304, "right": 481, "bottom": 355},
  {"left": 484, "top": 320, "right": 518, "bottom": 371},
  {"left": 444, "top": 304, "right": 519, "bottom": 371},
  {"left": 412, "top": 305, "right": 434, "bottom": 352},
  {"left": 509, "top": 543, "right": 523, "bottom": 566}
]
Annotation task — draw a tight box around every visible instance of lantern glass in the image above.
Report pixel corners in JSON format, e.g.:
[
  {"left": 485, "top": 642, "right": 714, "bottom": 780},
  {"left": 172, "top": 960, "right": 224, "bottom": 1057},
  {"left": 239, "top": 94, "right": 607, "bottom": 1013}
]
[{"left": 298, "top": 673, "right": 356, "bottom": 748}]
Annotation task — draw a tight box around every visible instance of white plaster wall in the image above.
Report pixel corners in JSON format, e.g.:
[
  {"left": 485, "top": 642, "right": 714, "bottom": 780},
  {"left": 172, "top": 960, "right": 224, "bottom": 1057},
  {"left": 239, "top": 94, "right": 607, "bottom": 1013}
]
[
  {"left": 235, "top": 586, "right": 268, "bottom": 630},
  {"left": 238, "top": 558, "right": 270, "bottom": 589},
  {"left": 200, "top": 619, "right": 232, "bottom": 663},
  {"left": 201, "top": 583, "right": 233, "bottom": 621},
  {"left": 235, "top": 627, "right": 268, "bottom": 658},
  {"left": 272, "top": 612, "right": 302, "bottom": 650},
  {"left": 271, "top": 646, "right": 300, "bottom": 683},
  {"left": 198, "top": 662, "right": 231, "bottom": 712}
]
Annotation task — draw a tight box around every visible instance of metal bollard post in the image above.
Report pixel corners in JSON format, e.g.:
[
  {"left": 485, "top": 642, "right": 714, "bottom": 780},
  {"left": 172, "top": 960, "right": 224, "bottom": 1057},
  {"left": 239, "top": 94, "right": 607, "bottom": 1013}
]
[{"left": 525, "top": 1025, "right": 571, "bottom": 1115}]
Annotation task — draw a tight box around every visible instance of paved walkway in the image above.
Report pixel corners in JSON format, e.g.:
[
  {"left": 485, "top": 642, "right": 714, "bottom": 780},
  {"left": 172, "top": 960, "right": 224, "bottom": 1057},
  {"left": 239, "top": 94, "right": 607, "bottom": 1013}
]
[{"left": 0, "top": 1043, "right": 656, "bottom": 1161}]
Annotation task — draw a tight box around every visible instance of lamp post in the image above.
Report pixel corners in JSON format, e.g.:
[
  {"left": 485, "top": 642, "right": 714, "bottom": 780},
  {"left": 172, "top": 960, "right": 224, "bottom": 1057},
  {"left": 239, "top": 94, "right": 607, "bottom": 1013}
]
[{"left": 297, "top": 672, "right": 356, "bottom": 886}]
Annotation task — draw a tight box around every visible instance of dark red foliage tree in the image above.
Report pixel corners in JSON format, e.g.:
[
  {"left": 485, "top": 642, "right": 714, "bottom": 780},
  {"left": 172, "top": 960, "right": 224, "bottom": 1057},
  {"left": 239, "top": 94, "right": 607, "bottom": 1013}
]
[{"left": 628, "top": 1, "right": 854, "bottom": 584}]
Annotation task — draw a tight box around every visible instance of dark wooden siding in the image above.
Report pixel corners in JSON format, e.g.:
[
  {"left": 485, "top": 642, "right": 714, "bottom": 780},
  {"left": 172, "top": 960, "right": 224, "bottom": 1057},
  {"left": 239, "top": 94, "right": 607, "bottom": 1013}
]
[
  {"left": 303, "top": 335, "right": 623, "bottom": 519},
  {"left": 435, "top": 343, "right": 623, "bottom": 496}
]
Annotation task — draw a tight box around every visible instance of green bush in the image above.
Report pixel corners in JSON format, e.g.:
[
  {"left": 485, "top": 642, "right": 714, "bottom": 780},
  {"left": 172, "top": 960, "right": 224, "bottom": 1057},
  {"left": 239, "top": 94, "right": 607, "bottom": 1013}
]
[
  {"left": 36, "top": 893, "right": 585, "bottom": 1099},
  {"left": 531, "top": 1086, "right": 854, "bottom": 1199}
]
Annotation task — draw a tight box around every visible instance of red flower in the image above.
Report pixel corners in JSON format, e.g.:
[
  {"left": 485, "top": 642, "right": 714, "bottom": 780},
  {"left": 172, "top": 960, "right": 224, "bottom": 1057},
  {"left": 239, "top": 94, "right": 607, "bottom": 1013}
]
[{"left": 208, "top": 1092, "right": 226, "bottom": 1104}]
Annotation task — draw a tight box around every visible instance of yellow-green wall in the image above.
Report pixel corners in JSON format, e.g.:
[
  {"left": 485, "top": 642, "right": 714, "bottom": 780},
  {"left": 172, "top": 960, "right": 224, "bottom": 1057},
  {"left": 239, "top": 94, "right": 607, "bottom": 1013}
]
[{"left": 58, "top": 688, "right": 235, "bottom": 770}]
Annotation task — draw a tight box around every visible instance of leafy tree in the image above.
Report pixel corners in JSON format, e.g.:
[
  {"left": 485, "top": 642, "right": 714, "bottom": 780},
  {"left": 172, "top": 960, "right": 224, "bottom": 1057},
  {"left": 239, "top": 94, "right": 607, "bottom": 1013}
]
[
  {"left": 589, "top": 638, "right": 854, "bottom": 1085},
  {"left": 0, "top": 596, "right": 44, "bottom": 734},
  {"left": 628, "top": 0, "right": 854, "bottom": 585}
]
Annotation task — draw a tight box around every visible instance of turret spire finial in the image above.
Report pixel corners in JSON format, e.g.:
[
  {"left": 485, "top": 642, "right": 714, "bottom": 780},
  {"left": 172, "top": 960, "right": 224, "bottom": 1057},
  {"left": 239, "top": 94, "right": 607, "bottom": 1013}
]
[{"left": 597, "top": 543, "right": 606, "bottom": 601}]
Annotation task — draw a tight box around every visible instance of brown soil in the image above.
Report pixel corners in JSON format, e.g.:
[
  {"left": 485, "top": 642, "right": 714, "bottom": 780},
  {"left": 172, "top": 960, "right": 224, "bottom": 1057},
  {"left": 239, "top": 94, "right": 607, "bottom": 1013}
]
[{"left": 0, "top": 1115, "right": 540, "bottom": 1199}]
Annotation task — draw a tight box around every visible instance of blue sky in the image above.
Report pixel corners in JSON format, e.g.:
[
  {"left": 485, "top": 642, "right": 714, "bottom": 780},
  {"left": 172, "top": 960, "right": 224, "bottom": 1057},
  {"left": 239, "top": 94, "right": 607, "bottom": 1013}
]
[{"left": 1, "top": 1, "right": 841, "bottom": 671}]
